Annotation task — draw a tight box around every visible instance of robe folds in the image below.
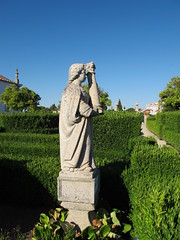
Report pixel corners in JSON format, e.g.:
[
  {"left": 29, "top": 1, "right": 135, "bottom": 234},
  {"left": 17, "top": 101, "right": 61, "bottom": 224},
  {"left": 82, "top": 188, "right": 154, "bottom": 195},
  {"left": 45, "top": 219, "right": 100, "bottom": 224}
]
[{"left": 59, "top": 83, "right": 96, "bottom": 170}]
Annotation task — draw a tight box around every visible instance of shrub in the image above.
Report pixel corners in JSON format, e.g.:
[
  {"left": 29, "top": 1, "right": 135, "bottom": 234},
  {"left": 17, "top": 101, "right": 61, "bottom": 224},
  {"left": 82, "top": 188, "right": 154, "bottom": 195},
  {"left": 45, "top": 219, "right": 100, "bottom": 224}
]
[
  {"left": 122, "top": 145, "right": 180, "bottom": 239},
  {"left": 0, "top": 111, "right": 142, "bottom": 209},
  {"left": 128, "top": 136, "right": 158, "bottom": 153},
  {"left": 158, "top": 111, "right": 180, "bottom": 132},
  {"left": 0, "top": 133, "right": 60, "bottom": 206},
  {"left": 93, "top": 111, "right": 143, "bottom": 160},
  {"left": 146, "top": 111, "right": 180, "bottom": 150},
  {"left": 163, "top": 130, "right": 180, "bottom": 151},
  {"left": 0, "top": 112, "right": 59, "bottom": 134},
  {"left": 33, "top": 207, "right": 131, "bottom": 239},
  {"left": 0, "top": 111, "right": 143, "bottom": 161}
]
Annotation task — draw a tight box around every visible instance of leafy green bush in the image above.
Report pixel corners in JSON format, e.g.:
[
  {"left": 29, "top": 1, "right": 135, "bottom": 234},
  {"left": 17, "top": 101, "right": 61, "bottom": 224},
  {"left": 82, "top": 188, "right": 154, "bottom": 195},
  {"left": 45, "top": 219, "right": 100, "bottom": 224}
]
[
  {"left": 0, "top": 126, "right": 5, "bottom": 132},
  {"left": 146, "top": 116, "right": 163, "bottom": 139},
  {"left": 0, "top": 111, "right": 142, "bottom": 208},
  {"left": 93, "top": 111, "right": 143, "bottom": 160},
  {"left": 0, "top": 132, "right": 59, "bottom": 144},
  {"left": 163, "top": 130, "right": 180, "bottom": 150},
  {"left": 0, "top": 112, "right": 59, "bottom": 133},
  {"left": 128, "top": 136, "right": 158, "bottom": 153},
  {"left": 122, "top": 145, "right": 180, "bottom": 239},
  {"left": 0, "top": 133, "right": 60, "bottom": 206},
  {"left": 33, "top": 207, "right": 131, "bottom": 239},
  {"left": 0, "top": 111, "right": 143, "bottom": 161},
  {"left": 157, "top": 111, "right": 180, "bottom": 132},
  {"left": 146, "top": 111, "right": 180, "bottom": 150}
]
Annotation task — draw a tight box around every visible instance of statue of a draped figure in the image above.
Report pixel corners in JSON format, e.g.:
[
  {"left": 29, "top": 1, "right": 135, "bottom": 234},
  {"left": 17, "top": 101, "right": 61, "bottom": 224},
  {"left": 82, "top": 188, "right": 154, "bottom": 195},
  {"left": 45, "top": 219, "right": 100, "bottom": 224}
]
[{"left": 59, "top": 62, "right": 103, "bottom": 172}]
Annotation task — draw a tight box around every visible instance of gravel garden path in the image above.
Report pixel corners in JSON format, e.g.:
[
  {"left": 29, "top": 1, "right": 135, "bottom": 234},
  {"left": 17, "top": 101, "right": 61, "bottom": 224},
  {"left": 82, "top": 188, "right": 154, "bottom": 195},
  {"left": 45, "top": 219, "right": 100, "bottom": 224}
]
[{"left": 141, "top": 121, "right": 166, "bottom": 147}]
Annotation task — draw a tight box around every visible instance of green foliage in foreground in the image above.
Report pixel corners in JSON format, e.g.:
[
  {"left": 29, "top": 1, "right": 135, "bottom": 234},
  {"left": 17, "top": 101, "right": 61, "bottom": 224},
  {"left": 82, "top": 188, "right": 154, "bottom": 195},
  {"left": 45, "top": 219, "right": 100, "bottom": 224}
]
[
  {"left": 1, "top": 131, "right": 180, "bottom": 238},
  {"left": 0, "top": 111, "right": 143, "bottom": 161},
  {"left": 93, "top": 111, "right": 143, "bottom": 160},
  {"left": 0, "top": 112, "right": 59, "bottom": 134},
  {"left": 33, "top": 207, "right": 131, "bottom": 240},
  {"left": 0, "top": 132, "right": 130, "bottom": 207},
  {"left": 0, "top": 133, "right": 60, "bottom": 206},
  {"left": 146, "top": 111, "right": 180, "bottom": 150},
  {"left": 122, "top": 144, "right": 180, "bottom": 240}
]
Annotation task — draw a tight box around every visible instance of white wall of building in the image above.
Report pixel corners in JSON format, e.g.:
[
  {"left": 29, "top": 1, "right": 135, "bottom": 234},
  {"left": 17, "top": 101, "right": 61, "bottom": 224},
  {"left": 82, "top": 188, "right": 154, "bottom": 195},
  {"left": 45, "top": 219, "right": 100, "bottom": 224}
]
[
  {"left": 146, "top": 103, "right": 159, "bottom": 115},
  {"left": 0, "top": 81, "right": 10, "bottom": 112}
]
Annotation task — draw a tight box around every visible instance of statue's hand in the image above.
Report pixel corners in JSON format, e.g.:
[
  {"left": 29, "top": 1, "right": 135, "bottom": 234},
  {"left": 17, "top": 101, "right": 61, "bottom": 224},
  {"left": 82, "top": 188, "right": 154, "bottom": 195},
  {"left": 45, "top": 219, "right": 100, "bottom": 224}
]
[
  {"left": 85, "top": 62, "right": 96, "bottom": 74},
  {"left": 97, "top": 107, "right": 104, "bottom": 115},
  {"left": 93, "top": 106, "right": 104, "bottom": 115}
]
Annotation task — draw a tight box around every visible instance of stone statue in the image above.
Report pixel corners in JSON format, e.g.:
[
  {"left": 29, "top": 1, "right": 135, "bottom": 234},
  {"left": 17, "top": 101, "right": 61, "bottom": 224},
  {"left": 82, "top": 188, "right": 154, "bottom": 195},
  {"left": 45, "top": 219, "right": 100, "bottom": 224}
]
[{"left": 59, "top": 62, "right": 103, "bottom": 172}]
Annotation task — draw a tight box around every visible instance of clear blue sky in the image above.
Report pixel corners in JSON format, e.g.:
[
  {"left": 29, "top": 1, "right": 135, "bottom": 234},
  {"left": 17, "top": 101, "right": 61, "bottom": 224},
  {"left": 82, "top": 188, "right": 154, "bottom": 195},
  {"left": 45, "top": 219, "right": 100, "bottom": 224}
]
[{"left": 1, "top": 0, "right": 180, "bottom": 109}]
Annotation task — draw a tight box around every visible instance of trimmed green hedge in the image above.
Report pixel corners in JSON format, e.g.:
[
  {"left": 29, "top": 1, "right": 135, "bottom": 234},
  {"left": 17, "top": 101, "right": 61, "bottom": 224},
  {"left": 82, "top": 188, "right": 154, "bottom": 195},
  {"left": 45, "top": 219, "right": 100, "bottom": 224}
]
[
  {"left": 122, "top": 144, "right": 180, "bottom": 239},
  {"left": 157, "top": 111, "right": 180, "bottom": 132},
  {"left": 0, "top": 132, "right": 129, "bottom": 209},
  {"left": 0, "top": 111, "right": 143, "bottom": 208},
  {"left": 0, "top": 133, "right": 60, "bottom": 207},
  {"left": 146, "top": 111, "right": 180, "bottom": 150},
  {"left": 93, "top": 111, "right": 143, "bottom": 160},
  {"left": 128, "top": 135, "right": 158, "bottom": 153},
  {"left": 0, "top": 112, "right": 59, "bottom": 134},
  {"left": 0, "top": 111, "right": 143, "bottom": 161}
]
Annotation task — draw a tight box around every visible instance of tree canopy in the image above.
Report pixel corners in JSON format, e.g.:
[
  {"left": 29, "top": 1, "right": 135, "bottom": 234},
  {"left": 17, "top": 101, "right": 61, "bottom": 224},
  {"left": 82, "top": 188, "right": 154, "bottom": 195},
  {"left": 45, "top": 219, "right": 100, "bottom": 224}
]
[
  {"left": 159, "top": 77, "right": 180, "bottom": 111},
  {"left": 126, "top": 108, "right": 135, "bottom": 112},
  {"left": 0, "top": 84, "right": 41, "bottom": 112},
  {"left": 49, "top": 104, "right": 58, "bottom": 112}
]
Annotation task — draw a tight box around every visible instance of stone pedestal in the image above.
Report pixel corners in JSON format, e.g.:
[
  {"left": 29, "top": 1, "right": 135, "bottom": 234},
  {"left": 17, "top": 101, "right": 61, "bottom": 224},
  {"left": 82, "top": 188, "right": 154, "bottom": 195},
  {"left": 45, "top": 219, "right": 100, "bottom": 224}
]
[{"left": 57, "top": 169, "right": 100, "bottom": 230}]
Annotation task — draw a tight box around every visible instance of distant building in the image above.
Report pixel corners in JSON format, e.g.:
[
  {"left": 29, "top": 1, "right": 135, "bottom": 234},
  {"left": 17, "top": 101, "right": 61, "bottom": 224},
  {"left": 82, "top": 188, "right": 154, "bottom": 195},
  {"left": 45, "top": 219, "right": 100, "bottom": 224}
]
[
  {"left": 135, "top": 102, "right": 139, "bottom": 112},
  {"left": 0, "top": 69, "right": 22, "bottom": 112},
  {"left": 146, "top": 102, "right": 159, "bottom": 115}
]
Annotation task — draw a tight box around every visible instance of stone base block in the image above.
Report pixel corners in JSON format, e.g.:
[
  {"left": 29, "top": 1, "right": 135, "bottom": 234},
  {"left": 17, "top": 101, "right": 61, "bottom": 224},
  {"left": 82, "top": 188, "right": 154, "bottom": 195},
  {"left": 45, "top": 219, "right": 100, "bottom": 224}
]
[
  {"left": 57, "top": 169, "right": 100, "bottom": 211},
  {"left": 66, "top": 209, "right": 93, "bottom": 230},
  {"left": 57, "top": 169, "right": 100, "bottom": 229}
]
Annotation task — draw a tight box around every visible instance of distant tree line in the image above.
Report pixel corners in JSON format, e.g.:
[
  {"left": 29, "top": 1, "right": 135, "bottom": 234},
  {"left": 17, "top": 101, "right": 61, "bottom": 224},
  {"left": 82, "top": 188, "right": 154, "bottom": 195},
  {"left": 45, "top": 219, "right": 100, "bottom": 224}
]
[
  {"left": 1, "top": 76, "right": 178, "bottom": 113},
  {"left": 0, "top": 84, "right": 112, "bottom": 113}
]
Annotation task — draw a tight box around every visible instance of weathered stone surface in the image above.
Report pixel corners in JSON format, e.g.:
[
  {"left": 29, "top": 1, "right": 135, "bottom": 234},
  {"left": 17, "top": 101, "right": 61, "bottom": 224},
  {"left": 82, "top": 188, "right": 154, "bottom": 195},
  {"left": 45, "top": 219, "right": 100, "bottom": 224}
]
[
  {"left": 65, "top": 210, "right": 94, "bottom": 230},
  {"left": 59, "top": 62, "right": 103, "bottom": 172},
  {"left": 57, "top": 169, "right": 100, "bottom": 211},
  {"left": 58, "top": 62, "right": 102, "bottom": 230}
]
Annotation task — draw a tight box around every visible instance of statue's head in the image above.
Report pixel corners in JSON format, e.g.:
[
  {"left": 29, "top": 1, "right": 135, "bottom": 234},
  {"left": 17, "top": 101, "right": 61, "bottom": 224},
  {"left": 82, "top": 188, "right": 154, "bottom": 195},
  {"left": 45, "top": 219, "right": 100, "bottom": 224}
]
[{"left": 68, "top": 63, "right": 84, "bottom": 83}]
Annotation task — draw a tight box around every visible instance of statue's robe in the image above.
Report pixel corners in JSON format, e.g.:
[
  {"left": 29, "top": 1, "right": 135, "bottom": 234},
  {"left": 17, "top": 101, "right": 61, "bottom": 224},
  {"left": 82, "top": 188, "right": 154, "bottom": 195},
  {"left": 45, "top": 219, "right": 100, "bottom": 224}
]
[{"left": 59, "top": 83, "right": 96, "bottom": 170}]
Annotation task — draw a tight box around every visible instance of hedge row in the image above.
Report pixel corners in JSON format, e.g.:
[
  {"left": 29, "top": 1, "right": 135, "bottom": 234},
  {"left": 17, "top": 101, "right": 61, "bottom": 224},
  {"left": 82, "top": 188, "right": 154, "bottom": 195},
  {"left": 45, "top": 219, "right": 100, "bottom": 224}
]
[
  {"left": 122, "top": 144, "right": 180, "bottom": 239},
  {"left": 156, "top": 111, "right": 180, "bottom": 132},
  {"left": 0, "top": 132, "right": 131, "bottom": 209},
  {"left": 0, "top": 133, "right": 60, "bottom": 207},
  {"left": 146, "top": 111, "right": 180, "bottom": 150},
  {"left": 0, "top": 111, "right": 143, "bottom": 160},
  {"left": 0, "top": 132, "right": 59, "bottom": 144},
  {"left": 93, "top": 111, "right": 143, "bottom": 160},
  {"left": 0, "top": 113, "right": 59, "bottom": 134}
]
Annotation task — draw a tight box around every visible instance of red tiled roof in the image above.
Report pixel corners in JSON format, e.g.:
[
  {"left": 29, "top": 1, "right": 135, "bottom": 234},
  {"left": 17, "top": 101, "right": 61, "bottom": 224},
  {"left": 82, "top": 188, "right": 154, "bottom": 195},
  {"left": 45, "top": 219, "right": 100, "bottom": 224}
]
[{"left": 0, "top": 75, "right": 15, "bottom": 84}]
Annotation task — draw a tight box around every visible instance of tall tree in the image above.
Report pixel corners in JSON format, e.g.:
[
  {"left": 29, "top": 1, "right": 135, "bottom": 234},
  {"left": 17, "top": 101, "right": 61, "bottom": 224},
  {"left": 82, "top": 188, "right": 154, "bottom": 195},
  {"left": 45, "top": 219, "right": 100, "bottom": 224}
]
[
  {"left": 159, "top": 77, "right": 180, "bottom": 111},
  {"left": 0, "top": 84, "right": 41, "bottom": 112},
  {"left": 116, "top": 99, "right": 123, "bottom": 111}
]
